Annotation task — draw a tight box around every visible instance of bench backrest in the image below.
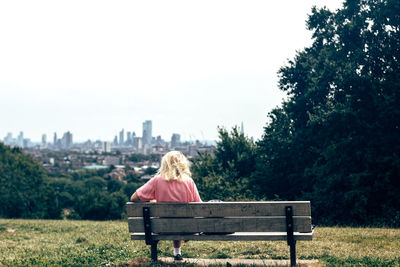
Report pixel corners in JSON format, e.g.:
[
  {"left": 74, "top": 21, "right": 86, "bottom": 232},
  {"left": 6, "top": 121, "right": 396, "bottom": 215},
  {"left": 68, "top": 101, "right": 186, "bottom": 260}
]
[{"left": 127, "top": 201, "right": 312, "bottom": 234}]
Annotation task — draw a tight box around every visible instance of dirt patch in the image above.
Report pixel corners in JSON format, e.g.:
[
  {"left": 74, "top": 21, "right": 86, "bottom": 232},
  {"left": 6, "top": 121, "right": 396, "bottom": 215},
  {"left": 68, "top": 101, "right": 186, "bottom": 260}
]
[
  {"left": 119, "top": 257, "right": 151, "bottom": 266},
  {"left": 159, "top": 257, "right": 320, "bottom": 266}
]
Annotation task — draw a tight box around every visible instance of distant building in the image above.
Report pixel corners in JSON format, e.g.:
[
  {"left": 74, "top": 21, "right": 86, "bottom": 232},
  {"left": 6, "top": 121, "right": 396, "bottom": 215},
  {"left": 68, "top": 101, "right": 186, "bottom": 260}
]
[
  {"left": 171, "top": 133, "right": 181, "bottom": 148},
  {"left": 156, "top": 135, "right": 166, "bottom": 146},
  {"left": 102, "top": 141, "right": 111, "bottom": 153},
  {"left": 119, "top": 129, "right": 124, "bottom": 146},
  {"left": 41, "top": 134, "right": 47, "bottom": 147},
  {"left": 135, "top": 137, "right": 143, "bottom": 151},
  {"left": 126, "top": 131, "right": 132, "bottom": 145},
  {"left": 53, "top": 132, "right": 57, "bottom": 146},
  {"left": 113, "top": 135, "right": 118, "bottom": 146},
  {"left": 61, "top": 131, "right": 73, "bottom": 148},
  {"left": 4, "top": 133, "right": 13, "bottom": 145},
  {"left": 142, "top": 120, "right": 152, "bottom": 146},
  {"left": 23, "top": 138, "right": 30, "bottom": 148},
  {"left": 103, "top": 156, "right": 120, "bottom": 166},
  {"left": 18, "top": 132, "right": 24, "bottom": 147}
]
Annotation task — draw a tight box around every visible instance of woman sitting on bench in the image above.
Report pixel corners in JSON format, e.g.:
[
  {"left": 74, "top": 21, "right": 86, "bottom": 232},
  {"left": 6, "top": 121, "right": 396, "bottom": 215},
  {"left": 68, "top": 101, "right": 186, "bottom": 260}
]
[{"left": 130, "top": 151, "right": 202, "bottom": 261}]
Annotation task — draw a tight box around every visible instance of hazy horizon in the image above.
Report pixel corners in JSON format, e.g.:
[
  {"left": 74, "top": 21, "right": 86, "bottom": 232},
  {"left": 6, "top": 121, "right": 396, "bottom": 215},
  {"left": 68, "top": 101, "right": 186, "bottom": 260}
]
[{"left": 0, "top": 0, "right": 344, "bottom": 142}]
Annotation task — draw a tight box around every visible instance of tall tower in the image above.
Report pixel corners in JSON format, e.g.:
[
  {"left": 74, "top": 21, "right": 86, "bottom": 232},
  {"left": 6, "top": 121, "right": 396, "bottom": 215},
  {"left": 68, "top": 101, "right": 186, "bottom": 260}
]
[
  {"left": 119, "top": 129, "right": 125, "bottom": 146},
  {"left": 240, "top": 122, "right": 244, "bottom": 135},
  {"left": 62, "top": 131, "right": 73, "bottom": 148},
  {"left": 18, "top": 132, "right": 24, "bottom": 147},
  {"left": 42, "top": 134, "right": 47, "bottom": 147},
  {"left": 142, "top": 120, "right": 152, "bottom": 146},
  {"left": 126, "top": 131, "right": 132, "bottom": 145},
  {"left": 4, "top": 133, "right": 12, "bottom": 145},
  {"left": 53, "top": 132, "right": 57, "bottom": 145},
  {"left": 171, "top": 133, "right": 181, "bottom": 148}
]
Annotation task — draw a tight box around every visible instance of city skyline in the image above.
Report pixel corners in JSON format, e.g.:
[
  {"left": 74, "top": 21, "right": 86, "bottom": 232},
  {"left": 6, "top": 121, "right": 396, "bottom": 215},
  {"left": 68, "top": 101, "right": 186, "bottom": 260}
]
[
  {"left": 1, "top": 121, "right": 246, "bottom": 143},
  {"left": 0, "top": 0, "right": 344, "bottom": 142},
  {"left": 2, "top": 120, "right": 217, "bottom": 145},
  {"left": 2, "top": 120, "right": 217, "bottom": 157}
]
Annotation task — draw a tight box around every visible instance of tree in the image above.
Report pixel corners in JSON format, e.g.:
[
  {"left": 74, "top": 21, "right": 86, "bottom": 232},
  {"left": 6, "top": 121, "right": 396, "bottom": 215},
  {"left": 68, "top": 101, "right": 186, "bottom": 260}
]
[
  {"left": 255, "top": 0, "right": 400, "bottom": 225},
  {"left": 74, "top": 190, "right": 127, "bottom": 220},
  {"left": 192, "top": 127, "right": 257, "bottom": 200},
  {"left": 107, "top": 179, "right": 124, "bottom": 193},
  {"left": 143, "top": 167, "right": 157, "bottom": 176},
  {"left": 75, "top": 191, "right": 111, "bottom": 220},
  {"left": 84, "top": 177, "right": 107, "bottom": 191},
  {"left": 0, "top": 143, "right": 61, "bottom": 218}
]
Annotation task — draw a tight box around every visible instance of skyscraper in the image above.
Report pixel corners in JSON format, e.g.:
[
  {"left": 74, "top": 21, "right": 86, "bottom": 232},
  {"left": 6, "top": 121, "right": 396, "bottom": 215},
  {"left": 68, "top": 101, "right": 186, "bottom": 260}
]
[
  {"left": 127, "top": 131, "right": 132, "bottom": 145},
  {"left": 17, "top": 131, "right": 24, "bottom": 147},
  {"left": 142, "top": 120, "right": 152, "bottom": 146},
  {"left": 42, "top": 134, "right": 47, "bottom": 147},
  {"left": 61, "top": 131, "right": 73, "bottom": 148},
  {"left": 53, "top": 132, "right": 57, "bottom": 146},
  {"left": 119, "top": 129, "right": 125, "bottom": 146},
  {"left": 171, "top": 133, "right": 181, "bottom": 148},
  {"left": 4, "top": 133, "right": 12, "bottom": 145}
]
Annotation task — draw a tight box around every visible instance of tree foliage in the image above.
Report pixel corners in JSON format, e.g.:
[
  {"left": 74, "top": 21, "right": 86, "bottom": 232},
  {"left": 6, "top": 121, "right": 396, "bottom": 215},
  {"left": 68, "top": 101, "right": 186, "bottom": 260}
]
[
  {"left": 0, "top": 143, "right": 61, "bottom": 219},
  {"left": 193, "top": 0, "right": 399, "bottom": 226},
  {"left": 0, "top": 142, "right": 137, "bottom": 220},
  {"left": 254, "top": 0, "right": 400, "bottom": 226},
  {"left": 192, "top": 127, "right": 257, "bottom": 201}
]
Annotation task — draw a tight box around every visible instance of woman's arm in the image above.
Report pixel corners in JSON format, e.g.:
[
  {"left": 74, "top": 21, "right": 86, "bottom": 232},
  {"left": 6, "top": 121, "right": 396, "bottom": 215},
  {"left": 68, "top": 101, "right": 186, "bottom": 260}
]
[{"left": 130, "top": 191, "right": 140, "bottom": 202}]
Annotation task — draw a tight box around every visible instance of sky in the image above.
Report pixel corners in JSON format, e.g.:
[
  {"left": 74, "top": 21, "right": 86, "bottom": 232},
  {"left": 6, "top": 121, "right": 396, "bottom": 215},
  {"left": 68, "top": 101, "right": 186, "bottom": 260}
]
[{"left": 0, "top": 0, "right": 344, "bottom": 143}]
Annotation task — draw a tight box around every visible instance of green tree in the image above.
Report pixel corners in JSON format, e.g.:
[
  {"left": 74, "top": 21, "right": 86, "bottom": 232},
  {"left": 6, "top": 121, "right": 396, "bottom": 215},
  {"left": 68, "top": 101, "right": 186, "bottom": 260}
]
[
  {"left": 123, "top": 183, "right": 143, "bottom": 199},
  {"left": 84, "top": 177, "right": 107, "bottom": 191},
  {"left": 0, "top": 143, "right": 61, "bottom": 219},
  {"left": 192, "top": 127, "right": 257, "bottom": 200},
  {"left": 108, "top": 191, "right": 128, "bottom": 219},
  {"left": 143, "top": 167, "right": 157, "bottom": 176},
  {"left": 255, "top": 0, "right": 400, "bottom": 226},
  {"left": 107, "top": 179, "right": 124, "bottom": 193},
  {"left": 74, "top": 191, "right": 111, "bottom": 220},
  {"left": 74, "top": 190, "right": 127, "bottom": 220}
]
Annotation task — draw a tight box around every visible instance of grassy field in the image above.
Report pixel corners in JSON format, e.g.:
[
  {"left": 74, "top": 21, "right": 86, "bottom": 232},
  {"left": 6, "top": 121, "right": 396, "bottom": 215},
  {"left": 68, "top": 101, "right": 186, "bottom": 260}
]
[{"left": 0, "top": 219, "right": 399, "bottom": 266}]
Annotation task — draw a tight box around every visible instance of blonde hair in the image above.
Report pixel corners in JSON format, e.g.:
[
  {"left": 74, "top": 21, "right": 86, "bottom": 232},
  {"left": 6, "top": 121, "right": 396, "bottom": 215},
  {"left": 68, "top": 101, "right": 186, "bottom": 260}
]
[{"left": 157, "top": 151, "right": 191, "bottom": 182}]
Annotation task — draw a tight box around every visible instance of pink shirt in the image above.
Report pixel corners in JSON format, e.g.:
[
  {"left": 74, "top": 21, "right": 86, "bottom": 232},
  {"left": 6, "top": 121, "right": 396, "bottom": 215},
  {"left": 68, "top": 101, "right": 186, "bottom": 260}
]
[{"left": 136, "top": 175, "right": 202, "bottom": 203}]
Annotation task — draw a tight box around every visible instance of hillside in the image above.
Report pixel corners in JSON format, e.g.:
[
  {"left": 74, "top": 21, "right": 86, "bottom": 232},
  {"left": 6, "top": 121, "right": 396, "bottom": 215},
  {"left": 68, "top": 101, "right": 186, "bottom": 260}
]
[{"left": 0, "top": 219, "right": 399, "bottom": 266}]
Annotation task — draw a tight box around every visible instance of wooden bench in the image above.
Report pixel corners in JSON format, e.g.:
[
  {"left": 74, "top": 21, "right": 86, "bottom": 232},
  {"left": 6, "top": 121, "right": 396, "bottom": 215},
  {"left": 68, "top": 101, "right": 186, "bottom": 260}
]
[{"left": 127, "top": 201, "right": 314, "bottom": 267}]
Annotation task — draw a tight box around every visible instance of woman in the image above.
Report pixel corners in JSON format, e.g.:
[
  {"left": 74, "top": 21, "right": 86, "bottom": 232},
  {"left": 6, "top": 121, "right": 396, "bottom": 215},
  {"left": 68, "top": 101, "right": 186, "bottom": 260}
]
[{"left": 130, "top": 151, "right": 202, "bottom": 261}]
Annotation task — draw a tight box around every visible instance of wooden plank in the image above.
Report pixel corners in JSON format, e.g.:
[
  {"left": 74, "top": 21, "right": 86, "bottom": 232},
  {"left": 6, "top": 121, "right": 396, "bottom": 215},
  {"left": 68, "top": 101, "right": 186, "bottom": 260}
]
[
  {"left": 128, "top": 216, "right": 312, "bottom": 233},
  {"left": 131, "top": 231, "right": 314, "bottom": 241},
  {"left": 126, "top": 202, "right": 311, "bottom": 217}
]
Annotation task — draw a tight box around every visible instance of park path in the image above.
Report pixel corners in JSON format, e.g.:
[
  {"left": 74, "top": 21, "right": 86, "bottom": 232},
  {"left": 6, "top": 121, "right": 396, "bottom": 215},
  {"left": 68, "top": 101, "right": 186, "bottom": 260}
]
[{"left": 160, "top": 257, "right": 320, "bottom": 266}]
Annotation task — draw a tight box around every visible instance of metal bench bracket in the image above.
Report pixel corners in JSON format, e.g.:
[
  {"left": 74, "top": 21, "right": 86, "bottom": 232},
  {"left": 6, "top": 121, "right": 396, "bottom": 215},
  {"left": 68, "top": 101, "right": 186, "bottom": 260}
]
[
  {"left": 143, "top": 207, "right": 159, "bottom": 261},
  {"left": 285, "top": 206, "right": 296, "bottom": 267}
]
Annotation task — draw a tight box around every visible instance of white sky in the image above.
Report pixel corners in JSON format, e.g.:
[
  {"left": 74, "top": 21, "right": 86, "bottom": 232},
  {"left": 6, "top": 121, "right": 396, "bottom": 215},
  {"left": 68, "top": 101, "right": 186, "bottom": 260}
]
[{"left": 0, "top": 0, "right": 344, "bottom": 142}]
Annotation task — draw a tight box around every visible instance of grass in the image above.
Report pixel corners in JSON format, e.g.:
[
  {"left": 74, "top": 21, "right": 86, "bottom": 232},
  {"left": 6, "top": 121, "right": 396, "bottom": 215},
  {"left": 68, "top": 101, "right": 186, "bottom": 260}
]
[{"left": 0, "top": 219, "right": 399, "bottom": 266}]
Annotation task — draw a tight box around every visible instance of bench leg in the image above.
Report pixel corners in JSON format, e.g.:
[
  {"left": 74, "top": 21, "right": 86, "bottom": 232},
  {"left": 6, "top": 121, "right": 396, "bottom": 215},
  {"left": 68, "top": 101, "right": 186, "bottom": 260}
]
[
  {"left": 289, "top": 241, "right": 296, "bottom": 267},
  {"left": 151, "top": 241, "right": 159, "bottom": 262}
]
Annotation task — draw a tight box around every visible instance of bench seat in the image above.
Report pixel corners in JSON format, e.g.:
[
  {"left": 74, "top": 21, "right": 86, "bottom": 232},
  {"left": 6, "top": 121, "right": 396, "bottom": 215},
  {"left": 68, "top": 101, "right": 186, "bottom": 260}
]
[{"left": 131, "top": 231, "right": 314, "bottom": 241}]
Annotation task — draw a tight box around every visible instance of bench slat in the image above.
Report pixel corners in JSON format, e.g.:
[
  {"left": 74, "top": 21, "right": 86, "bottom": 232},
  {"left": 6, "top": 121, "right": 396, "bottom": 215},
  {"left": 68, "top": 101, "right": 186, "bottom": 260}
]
[
  {"left": 130, "top": 231, "right": 314, "bottom": 241},
  {"left": 128, "top": 216, "right": 312, "bottom": 233},
  {"left": 126, "top": 202, "right": 311, "bottom": 217}
]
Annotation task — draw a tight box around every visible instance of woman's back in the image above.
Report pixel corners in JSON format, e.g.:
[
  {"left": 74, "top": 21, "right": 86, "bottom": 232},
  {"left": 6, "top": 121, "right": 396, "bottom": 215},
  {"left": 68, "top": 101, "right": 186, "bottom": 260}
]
[{"left": 136, "top": 175, "right": 201, "bottom": 203}]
